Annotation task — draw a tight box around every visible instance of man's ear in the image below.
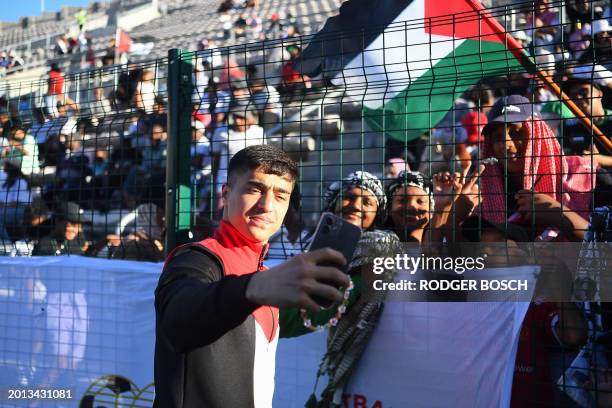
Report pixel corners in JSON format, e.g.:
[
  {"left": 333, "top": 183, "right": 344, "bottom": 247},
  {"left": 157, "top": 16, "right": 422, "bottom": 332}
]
[{"left": 221, "top": 183, "right": 229, "bottom": 206}]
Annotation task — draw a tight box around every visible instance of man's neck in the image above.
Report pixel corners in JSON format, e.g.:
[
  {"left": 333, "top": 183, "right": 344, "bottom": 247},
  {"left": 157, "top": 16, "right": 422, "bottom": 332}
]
[{"left": 219, "top": 218, "right": 268, "bottom": 246}]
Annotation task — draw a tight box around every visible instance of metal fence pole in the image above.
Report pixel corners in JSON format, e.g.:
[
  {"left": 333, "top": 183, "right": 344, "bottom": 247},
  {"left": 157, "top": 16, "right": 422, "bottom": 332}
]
[{"left": 166, "top": 48, "right": 193, "bottom": 254}]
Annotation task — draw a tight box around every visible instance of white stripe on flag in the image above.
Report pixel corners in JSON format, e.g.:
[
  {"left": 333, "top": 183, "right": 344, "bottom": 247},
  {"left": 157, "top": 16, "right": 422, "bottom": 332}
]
[{"left": 334, "top": 0, "right": 466, "bottom": 109}]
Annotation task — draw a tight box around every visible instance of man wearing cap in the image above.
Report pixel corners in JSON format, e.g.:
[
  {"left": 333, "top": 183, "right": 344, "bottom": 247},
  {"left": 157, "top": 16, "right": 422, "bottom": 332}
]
[
  {"left": 33, "top": 202, "right": 90, "bottom": 256},
  {"left": 563, "top": 76, "right": 611, "bottom": 153},
  {"left": 479, "top": 95, "right": 595, "bottom": 241},
  {"left": 579, "top": 18, "right": 612, "bottom": 71}
]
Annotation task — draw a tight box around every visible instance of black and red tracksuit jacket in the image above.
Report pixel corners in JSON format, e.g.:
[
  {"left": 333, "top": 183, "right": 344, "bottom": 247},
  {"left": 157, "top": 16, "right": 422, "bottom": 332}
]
[{"left": 154, "top": 220, "right": 279, "bottom": 408}]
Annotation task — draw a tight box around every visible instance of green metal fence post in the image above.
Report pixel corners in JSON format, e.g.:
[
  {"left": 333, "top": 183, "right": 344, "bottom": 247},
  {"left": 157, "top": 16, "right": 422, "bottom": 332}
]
[{"left": 166, "top": 48, "right": 193, "bottom": 255}]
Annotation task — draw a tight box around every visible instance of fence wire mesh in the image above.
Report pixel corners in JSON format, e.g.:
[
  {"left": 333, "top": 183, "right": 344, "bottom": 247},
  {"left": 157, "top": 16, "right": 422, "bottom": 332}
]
[
  {"left": 0, "top": 0, "right": 609, "bottom": 406},
  {"left": 0, "top": 58, "right": 168, "bottom": 261}
]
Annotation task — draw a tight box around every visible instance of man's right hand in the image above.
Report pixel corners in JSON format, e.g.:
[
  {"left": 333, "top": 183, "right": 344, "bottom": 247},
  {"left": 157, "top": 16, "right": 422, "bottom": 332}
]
[{"left": 245, "top": 248, "right": 350, "bottom": 312}]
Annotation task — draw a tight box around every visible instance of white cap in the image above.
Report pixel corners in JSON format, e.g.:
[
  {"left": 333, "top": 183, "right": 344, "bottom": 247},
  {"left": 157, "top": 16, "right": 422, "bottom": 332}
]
[
  {"left": 61, "top": 118, "right": 78, "bottom": 135},
  {"left": 514, "top": 30, "right": 529, "bottom": 42},
  {"left": 535, "top": 50, "right": 555, "bottom": 70},
  {"left": 572, "top": 64, "right": 612, "bottom": 88},
  {"left": 591, "top": 19, "right": 611, "bottom": 35},
  {"left": 191, "top": 120, "right": 206, "bottom": 131}
]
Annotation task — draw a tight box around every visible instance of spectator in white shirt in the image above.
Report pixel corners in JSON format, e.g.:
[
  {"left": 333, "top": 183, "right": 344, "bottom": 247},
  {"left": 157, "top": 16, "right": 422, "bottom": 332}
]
[
  {"left": 248, "top": 77, "right": 282, "bottom": 128},
  {"left": 134, "top": 70, "right": 156, "bottom": 113},
  {"left": 211, "top": 105, "right": 266, "bottom": 206}
]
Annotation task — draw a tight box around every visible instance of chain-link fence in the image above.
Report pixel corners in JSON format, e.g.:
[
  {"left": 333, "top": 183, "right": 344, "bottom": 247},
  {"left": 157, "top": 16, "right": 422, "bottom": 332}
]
[
  {"left": 0, "top": 57, "right": 168, "bottom": 260},
  {"left": 0, "top": 0, "right": 610, "bottom": 406}
]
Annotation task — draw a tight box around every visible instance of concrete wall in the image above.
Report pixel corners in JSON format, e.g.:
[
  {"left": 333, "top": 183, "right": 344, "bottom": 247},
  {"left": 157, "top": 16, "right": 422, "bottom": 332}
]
[{"left": 117, "top": 1, "right": 161, "bottom": 32}]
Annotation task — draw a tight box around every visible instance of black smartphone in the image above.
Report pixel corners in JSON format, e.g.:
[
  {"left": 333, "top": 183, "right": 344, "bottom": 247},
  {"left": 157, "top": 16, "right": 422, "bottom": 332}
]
[{"left": 307, "top": 212, "right": 362, "bottom": 308}]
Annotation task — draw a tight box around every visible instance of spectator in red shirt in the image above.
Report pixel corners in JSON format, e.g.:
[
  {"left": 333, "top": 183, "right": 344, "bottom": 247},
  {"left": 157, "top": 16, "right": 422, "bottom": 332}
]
[
  {"left": 47, "top": 63, "right": 64, "bottom": 98},
  {"left": 45, "top": 63, "right": 78, "bottom": 117},
  {"left": 279, "top": 45, "right": 312, "bottom": 101},
  {"left": 461, "top": 111, "right": 488, "bottom": 146},
  {"left": 512, "top": 301, "right": 586, "bottom": 407},
  {"left": 217, "top": 57, "right": 245, "bottom": 91}
]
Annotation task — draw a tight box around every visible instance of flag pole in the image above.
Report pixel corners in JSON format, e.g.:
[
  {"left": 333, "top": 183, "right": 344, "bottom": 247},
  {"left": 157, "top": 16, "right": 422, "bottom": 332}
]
[{"left": 467, "top": 0, "right": 612, "bottom": 153}]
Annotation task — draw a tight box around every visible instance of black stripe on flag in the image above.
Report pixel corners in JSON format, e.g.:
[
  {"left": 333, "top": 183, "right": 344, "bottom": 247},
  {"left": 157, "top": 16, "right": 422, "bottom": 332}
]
[{"left": 296, "top": 0, "right": 415, "bottom": 79}]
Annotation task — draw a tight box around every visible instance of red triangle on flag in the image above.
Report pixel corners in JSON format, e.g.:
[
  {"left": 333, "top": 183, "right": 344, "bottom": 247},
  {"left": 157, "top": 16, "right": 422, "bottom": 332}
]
[
  {"left": 117, "top": 29, "right": 133, "bottom": 54},
  {"left": 424, "top": 0, "right": 504, "bottom": 44}
]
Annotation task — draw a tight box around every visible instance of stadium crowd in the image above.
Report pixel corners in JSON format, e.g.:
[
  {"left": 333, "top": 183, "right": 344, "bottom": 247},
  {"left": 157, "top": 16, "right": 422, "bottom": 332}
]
[
  {"left": 0, "top": 0, "right": 610, "bottom": 406},
  {"left": 0, "top": 1, "right": 606, "bottom": 258}
]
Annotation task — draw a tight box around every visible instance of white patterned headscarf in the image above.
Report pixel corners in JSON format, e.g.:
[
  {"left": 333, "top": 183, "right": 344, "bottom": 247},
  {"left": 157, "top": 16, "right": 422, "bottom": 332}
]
[
  {"left": 386, "top": 170, "right": 435, "bottom": 211},
  {"left": 323, "top": 171, "right": 386, "bottom": 214}
]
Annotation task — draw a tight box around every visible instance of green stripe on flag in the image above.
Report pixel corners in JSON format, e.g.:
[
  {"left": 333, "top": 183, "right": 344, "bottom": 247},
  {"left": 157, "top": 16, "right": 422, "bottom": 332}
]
[{"left": 363, "top": 39, "right": 523, "bottom": 142}]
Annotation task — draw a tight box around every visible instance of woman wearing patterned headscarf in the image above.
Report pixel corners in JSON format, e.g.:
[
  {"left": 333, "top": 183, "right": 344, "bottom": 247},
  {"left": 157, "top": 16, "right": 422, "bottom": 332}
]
[
  {"left": 280, "top": 171, "right": 399, "bottom": 407},
  {"left": 323, "top": 170, "right": 387, "bottom": 231},
  {"left": 479, "top": 95, "right": 596, "bottom": 241},
  {"left": 385, "top": 170, "right": 435, "bottom": 243},
  {"left": 320, "top": 170, "right": 399, "bottom": 281}
]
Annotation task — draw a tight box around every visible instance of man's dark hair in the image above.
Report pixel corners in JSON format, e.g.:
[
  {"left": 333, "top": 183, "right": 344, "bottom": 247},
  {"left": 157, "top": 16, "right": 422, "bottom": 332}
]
[
  {"left": 228, "top": 145, "right": 298, "bottom": 184},
  {"left": 564, "top": 76, "right": 602, "bottom": 92}
]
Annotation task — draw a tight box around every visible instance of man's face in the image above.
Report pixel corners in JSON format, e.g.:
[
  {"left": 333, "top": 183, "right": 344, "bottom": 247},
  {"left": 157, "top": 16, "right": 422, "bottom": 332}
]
[
  {"left": 12, "top": 129, "right": 25, "bottom": 141},
  {"left": 569, "top": 83, "right": 604, "bottom": 117},
  {"left": 536, "top": 0, "right": 549, "bottom": 13},
  {"left": 334, "top": 186, "right": 378, "bottom": 230},
  {"left": 390, "top": 186, "right": 431, "bottom": 232},
  {"left": 62, "top": 220, "right": 82, "bottom": 241},
  {"left": 488, "top": 122, "right": 529, "bottom": 174},
  {"left": 234, "top": 115, "right": 247, "bottom": 125},
  {"left": 192, "top": 128, "right": 204, "bottom": 142},
  {"left": 574, "top": 0, "right": 588, "bottom": 11},
  {"left": 249, "top": 83, "right": 264, "bottom": 94},
  {"left": 222, "top": 168, "right": 293, "bottom": 243},
  {"left": 595, "top": 30, "right": 612, "bottom": 52},
  {"left": 151, "top": 125, "right": 167, "bottom": 142}
]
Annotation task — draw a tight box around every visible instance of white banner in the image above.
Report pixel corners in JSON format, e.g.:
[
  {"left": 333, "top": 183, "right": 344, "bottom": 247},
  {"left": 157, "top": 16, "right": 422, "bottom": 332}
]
[
  {"left": 274, "top": 267, "right": 539, "bottom": 408},
  {"left": 0, "top": 257, "right": 536, "bottom": 407},
  {"left": 0, "top": 256, "right": 159, "bottom": 407}
]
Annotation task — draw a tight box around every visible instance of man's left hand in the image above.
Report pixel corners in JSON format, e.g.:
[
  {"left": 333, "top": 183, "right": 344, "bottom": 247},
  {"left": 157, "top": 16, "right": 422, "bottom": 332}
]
[{"left": 515, "top": 190, "right": 562, "bottom": 224}]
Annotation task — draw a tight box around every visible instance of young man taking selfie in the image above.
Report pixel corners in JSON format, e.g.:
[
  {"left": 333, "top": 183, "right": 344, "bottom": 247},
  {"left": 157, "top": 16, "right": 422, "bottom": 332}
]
[{"left": 154, "top": 145, "right": 349, "bottom": 408}]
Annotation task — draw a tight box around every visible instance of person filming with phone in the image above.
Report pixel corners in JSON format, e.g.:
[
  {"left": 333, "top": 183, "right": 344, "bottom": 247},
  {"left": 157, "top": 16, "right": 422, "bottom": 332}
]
[{"left": 154, "top": 145, "right": 350, "bottom": 408}]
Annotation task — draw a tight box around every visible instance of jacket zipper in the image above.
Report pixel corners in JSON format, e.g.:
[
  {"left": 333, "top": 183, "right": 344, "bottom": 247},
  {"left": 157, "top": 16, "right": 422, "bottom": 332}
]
[
  {"left": 257, "top": 246, "right": 266, "bottom": 271},
  {"left": 257, "top": 245, "right": 276, "bottom": 343}
]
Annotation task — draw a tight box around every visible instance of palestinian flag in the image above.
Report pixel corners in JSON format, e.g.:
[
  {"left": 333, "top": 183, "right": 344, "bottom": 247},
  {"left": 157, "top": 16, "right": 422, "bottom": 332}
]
[{"left": 297, "top": 0, "right": 526, "bottom": 141}]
